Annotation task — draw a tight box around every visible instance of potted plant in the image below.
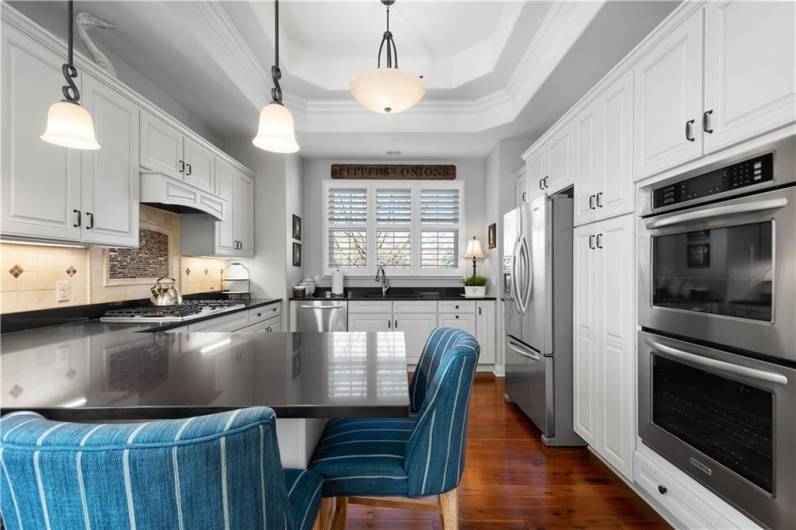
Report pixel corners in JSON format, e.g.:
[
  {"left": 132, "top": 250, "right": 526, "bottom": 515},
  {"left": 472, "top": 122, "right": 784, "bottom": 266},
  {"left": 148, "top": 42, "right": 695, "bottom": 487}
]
[{"left": 464, "top": 275, "right": 487, "bottom": 298}]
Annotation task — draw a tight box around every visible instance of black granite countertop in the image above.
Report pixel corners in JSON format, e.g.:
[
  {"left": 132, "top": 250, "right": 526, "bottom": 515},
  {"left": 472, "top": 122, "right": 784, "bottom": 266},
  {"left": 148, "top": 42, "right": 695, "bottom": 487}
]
[
  {"left": 0, "top": 331, "right": 411, "bottom": 420},
  {"left": 145, "top": 298, "right": 282, "bottom": 333},
  {"left": 289, "top": 286, "right": 496, "bottom": 301}
]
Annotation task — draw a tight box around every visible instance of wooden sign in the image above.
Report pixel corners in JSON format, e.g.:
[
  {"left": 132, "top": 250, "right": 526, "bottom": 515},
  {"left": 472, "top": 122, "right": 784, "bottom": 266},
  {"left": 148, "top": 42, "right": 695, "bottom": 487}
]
[{"left": 331, "top": 164, "right": 456, "bottom": 180}]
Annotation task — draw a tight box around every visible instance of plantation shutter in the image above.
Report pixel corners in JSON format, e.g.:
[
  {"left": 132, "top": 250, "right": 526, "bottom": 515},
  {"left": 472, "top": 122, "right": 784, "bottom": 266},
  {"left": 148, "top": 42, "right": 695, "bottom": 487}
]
[
  {"left": 328, "top": 188, "right": 368, "bottom": 268},
  {"left": 420, "top": 188, "right": 460, "bottom": 269},
  {"left": 376, "top": 188, "right": 411, "bottom": 268}
]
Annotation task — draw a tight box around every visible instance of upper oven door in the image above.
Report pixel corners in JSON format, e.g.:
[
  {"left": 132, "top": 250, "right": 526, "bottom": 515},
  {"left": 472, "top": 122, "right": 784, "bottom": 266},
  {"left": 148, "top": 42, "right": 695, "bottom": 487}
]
[{"left": 638, "top": 185, "right": 796, "bottom": 362}]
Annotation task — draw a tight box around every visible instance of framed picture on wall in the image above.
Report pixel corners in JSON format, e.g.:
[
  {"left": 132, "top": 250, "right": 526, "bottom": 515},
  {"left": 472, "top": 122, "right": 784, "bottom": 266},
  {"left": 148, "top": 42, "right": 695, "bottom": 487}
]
[
  {"left": 292, "top": 214, "right": 302, "bottom": 241},
  {"left": 292, "top": 242, "right": 302, "bottom": 267},
  {"left": 488, "top": 223, "right": 497, "bottom": 249}
]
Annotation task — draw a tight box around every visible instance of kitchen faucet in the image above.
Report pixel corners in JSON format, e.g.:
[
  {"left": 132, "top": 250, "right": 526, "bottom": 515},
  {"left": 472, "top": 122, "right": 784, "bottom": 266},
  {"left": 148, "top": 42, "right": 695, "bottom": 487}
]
[{"left": 375, "top": 265, "right": 390, "bottom": 296}]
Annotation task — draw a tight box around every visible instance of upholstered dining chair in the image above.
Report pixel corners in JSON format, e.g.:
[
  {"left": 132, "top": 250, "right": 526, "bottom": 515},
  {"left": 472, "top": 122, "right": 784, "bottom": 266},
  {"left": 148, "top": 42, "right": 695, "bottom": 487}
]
[
  {"left": 0, "top": 407, "right": 322, "bottom": 530},
  {"left": 310, "top": 327, "right": 480, "bottom": 530}
]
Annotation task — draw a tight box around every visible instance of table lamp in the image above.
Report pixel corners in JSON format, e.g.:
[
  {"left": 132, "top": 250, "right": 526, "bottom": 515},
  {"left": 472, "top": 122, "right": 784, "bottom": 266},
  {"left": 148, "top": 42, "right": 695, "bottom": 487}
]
[{"left": 464, "top": 235, "right": 485, "bottom": 278}]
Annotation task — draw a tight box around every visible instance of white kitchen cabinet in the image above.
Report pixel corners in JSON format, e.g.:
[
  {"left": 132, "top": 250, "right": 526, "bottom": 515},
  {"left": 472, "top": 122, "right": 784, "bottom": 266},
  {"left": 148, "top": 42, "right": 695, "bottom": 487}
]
[
  {"left": 574, "top": 72, "right": 634, "bottom": 226},
  {"left": 524, "top": 147, "right": 546, "bottom": 201},
  {"left": 703, "top": 0, "right": 796, "bottom": 153},
  {"left": 1, "top": 26, "right": 82, "bottom": 242},
  {"left": 234, "top": 171, "right": 255, "bottom": 256},
  {"left": 214, "top": 158, "right": 238, "bottom": 254},
  {"left": 634, "top": 9, "right": 703, "bottom": 179},
  {"left": 475, "top": 301, "right": 495, "bottom": 364},
  {"left": 140, "top": 112, "right": 183, "bottom": 179},
  {"left": 393, "top": 313, "right": 437, "bottom": 363},
  {"left": 80, "top": 75, "right": 139, "bottom": 247},
  {"left": 515, "top": 171, "right": 528, "bottom": 206},
  {"left": 182, "top": 137, "right": 215, "bottom": 193},
  {"left": 572, "top": 214, "right": 634, "bottom": 479},
  {"left": 545, "top": 123, "right": 574, "bottom": 193},
  {"left": 438, "top": 313, "right": 476, "bottom": 336},
  {"left": 348, "top": 313, "right": 393, "bottom": 333},
  {"left": 187, "top": 310, "right": 250, "bottom": 333}
]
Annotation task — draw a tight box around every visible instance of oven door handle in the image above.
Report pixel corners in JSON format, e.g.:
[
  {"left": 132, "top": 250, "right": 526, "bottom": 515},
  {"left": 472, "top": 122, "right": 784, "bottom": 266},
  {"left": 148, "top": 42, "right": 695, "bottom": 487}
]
[
  {"left": 648, "top": 340, "right": 788, "bottom": 385},
  {"left": 645, "top": 197, "right": 788, "bottom": 230}
]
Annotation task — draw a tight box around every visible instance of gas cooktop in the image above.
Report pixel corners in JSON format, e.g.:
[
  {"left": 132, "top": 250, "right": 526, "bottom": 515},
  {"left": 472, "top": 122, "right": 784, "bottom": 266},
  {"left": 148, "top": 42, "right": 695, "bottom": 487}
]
[{"left": 100, "top": 300, "right": 246, "bottom": 323}]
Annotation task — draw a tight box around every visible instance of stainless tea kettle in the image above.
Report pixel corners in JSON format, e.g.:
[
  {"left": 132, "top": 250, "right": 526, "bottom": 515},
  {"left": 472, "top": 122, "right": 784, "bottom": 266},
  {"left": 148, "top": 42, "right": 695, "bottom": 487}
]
[{"left": 150, "top": 277, "right": 183, "bottom": 306}]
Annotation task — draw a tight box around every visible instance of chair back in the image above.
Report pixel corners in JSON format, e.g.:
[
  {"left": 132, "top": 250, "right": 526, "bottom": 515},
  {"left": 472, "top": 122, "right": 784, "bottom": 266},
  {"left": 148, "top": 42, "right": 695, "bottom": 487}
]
[
  {"left": 0, "top": 407, "right": 292, "bottom": 530},
  {"left": 404, "top": 327, "right": 479, "bottom": 496}
]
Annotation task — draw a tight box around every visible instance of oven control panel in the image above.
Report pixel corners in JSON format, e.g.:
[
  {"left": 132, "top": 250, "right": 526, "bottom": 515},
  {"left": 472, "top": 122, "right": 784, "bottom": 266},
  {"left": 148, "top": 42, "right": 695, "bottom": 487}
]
[{"left": 653, "top": 153, "right": 774, "bottom": 208}]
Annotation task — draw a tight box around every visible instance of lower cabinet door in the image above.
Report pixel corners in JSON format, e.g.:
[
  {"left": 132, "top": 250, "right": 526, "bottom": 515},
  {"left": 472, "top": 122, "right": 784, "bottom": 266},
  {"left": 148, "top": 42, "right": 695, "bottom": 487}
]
[
  {"left": 475, "top": 301, "right": 495, "bottom": 364},
  {"left": 264, "top": 316, "right": 281, "bottom": 333},
  {"left": 393, "top": 313, "right": 437, "bottom": 363},
  {"left": 348, "top": 313, "right": 393, "bottom": 332},
  {"left": 438, "top": 313, "right": 476, "bottom": 335},
  {"left": 237, "top": 321, "right": 268, "bottom": 333}
]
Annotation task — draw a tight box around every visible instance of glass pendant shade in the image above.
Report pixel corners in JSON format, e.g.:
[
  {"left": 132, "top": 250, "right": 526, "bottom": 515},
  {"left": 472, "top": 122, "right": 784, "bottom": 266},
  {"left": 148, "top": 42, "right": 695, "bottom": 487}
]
[
  {"left": 41, "top": 101, "right": 100, "bottom": 150},
  {"left": 351, "top": 67, "right": 425, "bottom": 114},
  {"left": 252, "top": 102, "right": 299, "bottom": 153}
]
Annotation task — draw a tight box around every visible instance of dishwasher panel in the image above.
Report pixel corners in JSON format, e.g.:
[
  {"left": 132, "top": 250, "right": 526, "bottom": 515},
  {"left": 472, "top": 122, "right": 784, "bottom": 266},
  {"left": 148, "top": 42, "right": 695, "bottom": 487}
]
[{"left": 296, "top": 301, "right": 348, "bottom": 331}]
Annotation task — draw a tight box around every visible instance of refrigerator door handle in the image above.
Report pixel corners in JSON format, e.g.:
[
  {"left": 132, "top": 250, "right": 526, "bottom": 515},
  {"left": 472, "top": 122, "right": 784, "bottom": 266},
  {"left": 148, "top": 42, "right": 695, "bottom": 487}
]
[
  {"left": 510, "top": 235, "right": 523, "bottom": 314},
  {"left": 508, "top": 336, "right": 543, "bottom": 362},
  {"left": 518, "top": 234, "right": 532, "bottom": 313}
]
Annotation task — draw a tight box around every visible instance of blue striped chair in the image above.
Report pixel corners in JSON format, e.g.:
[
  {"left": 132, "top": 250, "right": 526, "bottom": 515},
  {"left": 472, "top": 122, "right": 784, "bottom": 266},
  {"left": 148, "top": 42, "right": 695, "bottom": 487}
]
[
  {"left": 0, "top": 407, "right": 322, "bottom": 530},
  {"left": 310, "top": 327, "right": 480, "bottom": 529}
]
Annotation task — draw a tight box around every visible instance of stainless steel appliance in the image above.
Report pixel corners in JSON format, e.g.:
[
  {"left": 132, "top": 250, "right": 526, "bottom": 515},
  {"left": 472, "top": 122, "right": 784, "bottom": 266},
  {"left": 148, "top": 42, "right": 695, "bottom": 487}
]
[
  {"left": 101, "top": 299, "right": 245, "bottom": 323},
  {"left": 295, "top": 300, "right": 348, "bottom": 331},
  {"left": 149, "top": 277, "right": 183, "bottom": 306},
  {"left": 638, "top": 138, "right": 796, "bottom": 528},
  {"left": 638, "top": 137, "right": 796, "bottom": 361},
  {"left": 638, "top": 331, "right": 795, "bottom": 529},
  {"left": 503, "top": 190, "right": 583, "bottom": 446}
]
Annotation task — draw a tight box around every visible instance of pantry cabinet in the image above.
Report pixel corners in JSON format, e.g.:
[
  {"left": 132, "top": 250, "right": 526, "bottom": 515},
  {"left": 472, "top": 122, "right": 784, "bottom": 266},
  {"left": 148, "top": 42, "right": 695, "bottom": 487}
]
[
  {"left": 634, "top": 9, "right": 704, "bottom": 179},
  {"left": 573, "top": 214, "right": 635, "bottom": 479},
  {"left": 703, "top": 0, "right": 796, "bottom": 153}
]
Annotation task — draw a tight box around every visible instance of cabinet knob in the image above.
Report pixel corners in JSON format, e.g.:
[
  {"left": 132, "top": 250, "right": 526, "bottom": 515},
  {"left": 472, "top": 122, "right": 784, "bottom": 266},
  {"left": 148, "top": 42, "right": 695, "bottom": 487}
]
[
  {"left": 658, "top": 485, "right": 667, "bottom": 495},
  {"left": 455, "top": 315, "right": 459, "bottom": 319}
]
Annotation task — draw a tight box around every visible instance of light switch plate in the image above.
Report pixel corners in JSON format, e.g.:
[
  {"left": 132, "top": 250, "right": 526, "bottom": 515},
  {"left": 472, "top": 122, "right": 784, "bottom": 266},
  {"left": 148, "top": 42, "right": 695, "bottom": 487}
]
[{"left": 56, "top": 281, "right": 70, "bottom": 302}]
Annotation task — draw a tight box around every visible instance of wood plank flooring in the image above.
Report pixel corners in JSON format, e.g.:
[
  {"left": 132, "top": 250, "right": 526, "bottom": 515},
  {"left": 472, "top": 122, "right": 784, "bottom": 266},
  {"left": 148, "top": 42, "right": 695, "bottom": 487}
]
[{"left": 342, "top": 374, "right": 670, "bottom": 529}]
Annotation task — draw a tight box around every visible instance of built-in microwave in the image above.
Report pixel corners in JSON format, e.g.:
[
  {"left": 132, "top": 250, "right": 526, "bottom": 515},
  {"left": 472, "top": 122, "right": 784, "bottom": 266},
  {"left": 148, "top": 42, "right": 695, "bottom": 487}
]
[{"left": 638, "top": 138, "right": 796, "bottom": 363}]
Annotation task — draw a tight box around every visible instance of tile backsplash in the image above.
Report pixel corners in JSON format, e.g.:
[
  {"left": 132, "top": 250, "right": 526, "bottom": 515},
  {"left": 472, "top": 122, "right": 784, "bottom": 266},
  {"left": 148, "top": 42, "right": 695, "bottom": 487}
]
[{"left": 0, "top": 205, "right": 229, "bottom": 314}]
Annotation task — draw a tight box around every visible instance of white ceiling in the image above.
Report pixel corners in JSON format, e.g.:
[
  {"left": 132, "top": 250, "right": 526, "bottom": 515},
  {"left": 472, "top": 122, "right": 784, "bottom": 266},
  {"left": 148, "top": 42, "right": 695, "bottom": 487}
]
[{"left": 9, "top": 1, "right": 679, "bottom": 159}]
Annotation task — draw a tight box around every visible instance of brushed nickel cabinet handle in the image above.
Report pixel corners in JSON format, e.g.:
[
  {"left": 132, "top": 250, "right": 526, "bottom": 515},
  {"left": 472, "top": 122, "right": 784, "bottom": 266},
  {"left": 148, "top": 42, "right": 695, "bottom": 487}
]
[
  {"left": 596, "top": 192, "right": 603, "bottom": 208},
  {"left": 703, "top": 110, "right": 714, "bottom": 134},
  {"left": 588, "top": 234, "right": 595, "bottom": 250},
  {"left": 589, "top": 194, "right": 596, "bottom": 210},
  {"left": 596, "top": 233, "right": 604, "bottom": 249},
  {"left": 685, "top": 119, "right": 696, "bottom": 142}
]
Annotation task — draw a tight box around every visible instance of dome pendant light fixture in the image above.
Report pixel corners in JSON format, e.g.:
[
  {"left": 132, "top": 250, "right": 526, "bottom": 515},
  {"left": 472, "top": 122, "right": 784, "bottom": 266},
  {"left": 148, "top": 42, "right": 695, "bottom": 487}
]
[
  {"left": 41, "top": 0, "right": 100, "bottom": 150},
  {"left": 351, "top": 0, "right": 425, "bottom": 114},
  {"left": 253, "top": 0, "right": 299, "bottom": 153}
]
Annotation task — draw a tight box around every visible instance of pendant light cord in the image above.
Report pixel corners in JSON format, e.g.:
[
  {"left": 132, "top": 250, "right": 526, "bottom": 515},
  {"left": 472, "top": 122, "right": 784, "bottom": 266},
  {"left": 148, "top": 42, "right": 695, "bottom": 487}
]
[
  {"left": 61, "top": 0, "right": 80, "bottom": 104},
  {"left": 271, "top": 0, "right": 283, "bottom": 104},
  {"left": 377, "top": 2, "right": 398, "bottom": 69}
]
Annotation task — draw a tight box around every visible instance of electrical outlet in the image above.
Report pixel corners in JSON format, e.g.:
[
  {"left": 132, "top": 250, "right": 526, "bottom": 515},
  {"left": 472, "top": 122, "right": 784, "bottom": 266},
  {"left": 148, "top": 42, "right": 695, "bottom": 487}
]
[{"left": 56, "top": 281, "right": 70, "bottom": 303}]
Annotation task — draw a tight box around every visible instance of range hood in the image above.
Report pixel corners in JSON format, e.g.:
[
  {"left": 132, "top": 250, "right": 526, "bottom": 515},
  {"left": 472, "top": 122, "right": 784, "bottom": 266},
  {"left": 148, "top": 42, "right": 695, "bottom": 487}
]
[{"left": 140, "top": 172, "right": 226, "bottom": 221}]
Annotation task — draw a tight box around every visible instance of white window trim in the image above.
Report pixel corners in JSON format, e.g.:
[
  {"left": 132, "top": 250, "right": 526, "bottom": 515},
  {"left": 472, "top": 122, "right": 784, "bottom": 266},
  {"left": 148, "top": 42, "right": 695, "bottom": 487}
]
[{"left": 322, "top": 179, "right": 465, "bottom": 277}]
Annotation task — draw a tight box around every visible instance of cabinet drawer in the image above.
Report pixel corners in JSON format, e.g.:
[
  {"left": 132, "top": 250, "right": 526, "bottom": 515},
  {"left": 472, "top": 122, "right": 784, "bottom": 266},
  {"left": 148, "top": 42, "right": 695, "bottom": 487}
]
[
  {"left": 392, "top": 300, "right": 437, "bottom": 313},
  {"left": 187, "top": 311, "right": 249, "bottom": 333},
  {"left": 438, "top": 301, "right": 475, "bottom": 314},
  {"left": 249, "top": 303, "right": 280, "bottom": 324},
  {"left": 349, "top": 300, "right": 393, "bottom": 313}
]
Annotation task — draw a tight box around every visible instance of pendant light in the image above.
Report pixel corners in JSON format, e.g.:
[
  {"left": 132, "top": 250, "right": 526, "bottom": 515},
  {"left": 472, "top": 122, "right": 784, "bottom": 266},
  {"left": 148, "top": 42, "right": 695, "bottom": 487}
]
[
  {"left": 41, "top": 0, "right": 100, "bottom": 150},
  {"left": 351, "top": 0, "right": 425, "bottom": 114},
  {"left": 253, "top": 0, "right": 299, "bottom": 153}
]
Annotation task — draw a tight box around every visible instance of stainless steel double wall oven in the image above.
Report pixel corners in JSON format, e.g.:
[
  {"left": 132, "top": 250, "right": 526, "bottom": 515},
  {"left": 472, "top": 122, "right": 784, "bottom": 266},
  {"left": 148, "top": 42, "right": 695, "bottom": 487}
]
[{"left": 637, "top": 138, "right": 796, "bottom": 529}]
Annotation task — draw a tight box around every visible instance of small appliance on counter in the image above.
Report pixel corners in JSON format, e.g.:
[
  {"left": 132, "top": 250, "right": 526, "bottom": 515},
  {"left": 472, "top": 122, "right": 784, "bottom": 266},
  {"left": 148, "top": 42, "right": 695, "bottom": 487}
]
[
  {"left": 298, "top": 278, "right": 316, "bottom": 296},
  {"left": 292, "top": 284, "right": 307, "bottom": 298},
  {"left": 149, "top": 277, "right": 183, "bottom": 306},
  {"left": 222, "top": 262, "right": 250, "bottom": 300}
]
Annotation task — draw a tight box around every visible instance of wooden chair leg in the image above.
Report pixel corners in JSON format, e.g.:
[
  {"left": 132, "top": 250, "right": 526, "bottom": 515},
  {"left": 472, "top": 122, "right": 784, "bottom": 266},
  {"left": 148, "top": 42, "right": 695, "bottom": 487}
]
[
  {"left": 331, "top": 496, "right": 348, "bottom": 530},
  {"left": 319, "top": 497, "right": 333, "bottom": 530},
  {"left": 438, "top": 488, "right": 459, "bottom": 530}
]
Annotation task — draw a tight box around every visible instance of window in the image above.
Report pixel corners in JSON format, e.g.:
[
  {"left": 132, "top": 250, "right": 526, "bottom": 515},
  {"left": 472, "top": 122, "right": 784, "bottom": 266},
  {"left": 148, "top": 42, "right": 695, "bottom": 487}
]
[{"left": 323, "top": 180, "right": 464, "bottom": 276}]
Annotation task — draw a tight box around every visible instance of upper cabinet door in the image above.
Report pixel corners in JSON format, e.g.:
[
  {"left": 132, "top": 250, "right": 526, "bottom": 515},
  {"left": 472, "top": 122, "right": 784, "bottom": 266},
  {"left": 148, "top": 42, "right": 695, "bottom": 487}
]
[
  {"left": 1, "top": 28, "right": 81, "bottom": 242},
  {"left": 545, "top": 123, "right": 574, "bottom": 193},
  {"left": 235, "top": 173, "right": 254, "bottom": 257},
  {"left": 573, "top": 101, "right": 602, "bottom": 227},
  {"left": 524, "top": 147, "right": 546, "bottom": 201},
  {"left": 634, "top": 9, "right": 703, "bottom": 179},
  {"left": 140, "top": 111, "right": 183, "bottom": 179},
  {"left": 214, "top": 159, "right": 238, "bottom": 255},
  {"left": 597, "top": 71, "right": 634, "bottom": 220},
  {"left": 183, "top": 137, "right": 215, "bottom": 192},
  {"left": 704, "top": 1, "right": 796, "bottom": 153},
  {"left": 80, "top": 76, "right": 140, "bottom": 247}
]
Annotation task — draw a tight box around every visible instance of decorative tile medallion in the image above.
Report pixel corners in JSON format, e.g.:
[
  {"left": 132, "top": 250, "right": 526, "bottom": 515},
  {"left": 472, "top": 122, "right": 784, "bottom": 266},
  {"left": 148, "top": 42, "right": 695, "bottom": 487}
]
[
  {"left": 185, "top": 268, "right": 191, "bottom": 276},
  {"left": 8, "top": 384, "right": 23, "bottom": 398},
  {"left": 65, "top": 265, "right": 77, "bottom": 277},
  {"left": 8, "top": 265, "right": 23, "bottom": 278},
  {"left": 204, "top": 268, "right": 209, "bottom": 275}
]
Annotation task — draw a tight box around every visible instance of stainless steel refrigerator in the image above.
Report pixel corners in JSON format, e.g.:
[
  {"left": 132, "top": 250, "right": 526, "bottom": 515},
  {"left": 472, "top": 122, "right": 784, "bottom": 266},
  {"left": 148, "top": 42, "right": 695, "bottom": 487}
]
[{"left": 503, "top": 189, "right": 583, "bottom": 446}]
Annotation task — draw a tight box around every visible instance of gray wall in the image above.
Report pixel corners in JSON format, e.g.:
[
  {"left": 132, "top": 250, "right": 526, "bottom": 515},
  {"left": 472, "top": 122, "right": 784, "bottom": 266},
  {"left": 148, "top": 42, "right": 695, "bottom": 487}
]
[{"left": 300, "top": 158, "right": 487, "bottom": 288}]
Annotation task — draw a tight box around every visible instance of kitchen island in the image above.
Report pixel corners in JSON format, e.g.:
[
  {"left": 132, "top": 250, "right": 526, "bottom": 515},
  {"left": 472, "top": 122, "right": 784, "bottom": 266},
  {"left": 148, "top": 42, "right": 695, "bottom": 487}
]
[{"left": 1, "top": 329, "right": 410, "bottom": 466}]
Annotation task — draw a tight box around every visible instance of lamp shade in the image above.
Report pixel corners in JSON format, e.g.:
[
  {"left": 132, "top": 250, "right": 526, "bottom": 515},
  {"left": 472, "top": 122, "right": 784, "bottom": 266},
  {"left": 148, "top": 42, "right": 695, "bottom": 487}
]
[
  {"left": 253, "top": 102, "right": 299, "bottom": 153},
  {"left": 464, "top": 236, "right": 485, "bottom": 259},
  {"left": 40, "top": 101, "right": 100, "bottom": 150},
  {"left": 351, "top": 67, "right": 425, "bottom": 114}
]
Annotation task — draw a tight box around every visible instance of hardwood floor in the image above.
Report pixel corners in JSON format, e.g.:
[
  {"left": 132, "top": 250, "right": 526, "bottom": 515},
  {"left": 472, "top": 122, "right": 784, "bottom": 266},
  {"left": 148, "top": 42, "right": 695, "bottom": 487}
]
[{"left": 342, "top": 374, "right": 670, "bottom": 529}]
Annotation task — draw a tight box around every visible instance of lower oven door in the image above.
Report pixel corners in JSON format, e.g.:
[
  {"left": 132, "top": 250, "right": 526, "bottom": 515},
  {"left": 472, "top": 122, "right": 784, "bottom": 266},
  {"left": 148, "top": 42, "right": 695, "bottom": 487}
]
[
  {"left": 638, "top": 184, "right": 796, "bottom": 362},
  {"left": 638, "top": 331, "right": 795, "bottom": 529}
]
